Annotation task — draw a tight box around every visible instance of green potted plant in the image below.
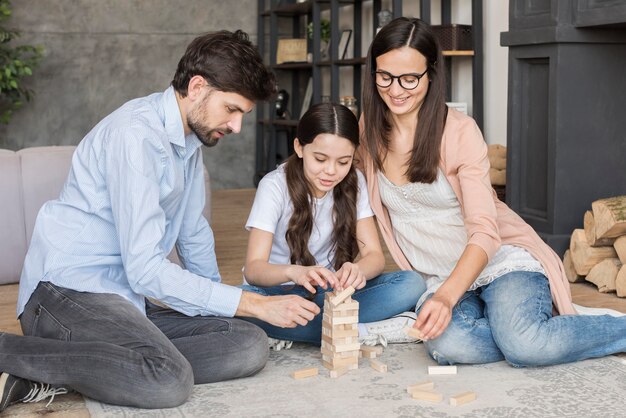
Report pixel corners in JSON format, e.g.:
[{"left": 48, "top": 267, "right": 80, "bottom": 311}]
[
  {"left": 0, "top": 0, "right": 43, "bottom": 124},
  {"left": 307, "top": 19, "right": 330, "bottom": 60}
]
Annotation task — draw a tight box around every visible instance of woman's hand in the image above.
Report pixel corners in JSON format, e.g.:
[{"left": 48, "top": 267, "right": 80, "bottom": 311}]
[
  {"left": 336, "top": 262, "right": 367, "bottom": 290},
  {"left": 413, "top": 293, "right": 454, "bottom": 340},
  {"left": 287, "top": 265, "right": 339, "bottom": 293}
]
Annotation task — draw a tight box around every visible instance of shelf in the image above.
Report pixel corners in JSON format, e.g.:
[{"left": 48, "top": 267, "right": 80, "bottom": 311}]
[
  {"left": 256, "top": 0, "right": 484, "bottom": 186},
  {"left": 272, "top": 62, "right": 313, "bottom": 70},
  {"left": 442, "top": 50, "right": 475, "bottom": 56},
  {"left": 259, "top": 119, "right": 299, "bottom": 127},
  {"left": 336, "top": 57, "right": 366, "bottom": 66},
  {"left": 261, "top": 2, "right": 310, "bottom": 17}
]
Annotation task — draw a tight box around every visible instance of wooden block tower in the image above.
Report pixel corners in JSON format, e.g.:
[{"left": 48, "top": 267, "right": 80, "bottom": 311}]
[{"left": 321, "top": 286, "right": 360, "bottom": 377}]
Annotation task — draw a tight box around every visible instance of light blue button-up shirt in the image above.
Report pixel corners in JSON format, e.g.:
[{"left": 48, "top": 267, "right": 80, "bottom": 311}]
[{"left": 17, "top": 87, "right": 242, "bottom": 318}]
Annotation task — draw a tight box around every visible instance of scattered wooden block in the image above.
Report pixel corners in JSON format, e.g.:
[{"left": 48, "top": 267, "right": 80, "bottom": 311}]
[
  {"left": 329, "top": 286, "right": 355, "bottom": 307},
  {"left": 450, "top": 391, "right": 477, "bottom": 406},
  {"left": 360, "top": 345, "right": 383, "bottom": 358},
  {"left": 428, "top": 365, "right": 457, "bottom": 375},
  {"left": 407, "top": 381, "right": 434, "bottom": 393},
  {"left": 291, "top": 367, "right": 319, "bottom": 379},
  {"left": 404, "top": 327, "right": 423, "bottom": 339},
  {"left": 329, "top": 367, "right": 349, "bottom": 379},
  {"left": 369, "top": 359, "right": 387, "bottom": 373},
  {"left": 411, "top": 390, "right": 443, "bottom": 403}
]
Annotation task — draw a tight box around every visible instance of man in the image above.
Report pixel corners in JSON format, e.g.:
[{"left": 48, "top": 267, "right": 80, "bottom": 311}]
[{"left": 0, "top": 30, "right": 321, "bottom": 411}]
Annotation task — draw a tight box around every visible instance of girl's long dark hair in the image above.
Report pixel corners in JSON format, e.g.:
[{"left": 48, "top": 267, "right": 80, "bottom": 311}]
[
  {"left": 285, "top": 103, "right": 360, "bottom": 270},
  {"left": 362, "top": 17, "right": 447, "bottom": 183}
]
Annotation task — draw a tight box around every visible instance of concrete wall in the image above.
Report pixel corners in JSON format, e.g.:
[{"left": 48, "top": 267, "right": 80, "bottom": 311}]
[{"left": 0, "top": 0, "right": 258, "bottom": 189}]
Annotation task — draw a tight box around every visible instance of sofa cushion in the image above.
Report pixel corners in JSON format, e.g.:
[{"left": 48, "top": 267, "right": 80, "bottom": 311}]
[
  {"left": 0, "top": 150, "right": 27, "bottom": 285},
  {"left": 19, "top": 146, "right": 76, "bottom": 247}
]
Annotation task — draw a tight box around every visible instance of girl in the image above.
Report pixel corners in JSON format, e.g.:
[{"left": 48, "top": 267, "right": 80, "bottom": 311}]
[
  {"left": 242, "top": 102, "right": 426, "bottom": 347},
  {"left": 358, "top": 17, "right": 626, "bottom": 366}
]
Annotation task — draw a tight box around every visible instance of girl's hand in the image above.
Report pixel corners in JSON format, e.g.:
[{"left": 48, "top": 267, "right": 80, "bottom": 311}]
[
  {"left": 336, "top": 262, "right": 366, "bottom": 290},
  {"left": 288, "top": 265, "right": 339, "bottom": 293},
  {"left": 413, "top": 294, "right": 454, "bottom": 340}
]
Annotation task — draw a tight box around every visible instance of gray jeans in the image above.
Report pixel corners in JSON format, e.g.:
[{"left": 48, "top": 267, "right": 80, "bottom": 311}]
[{"left": 1, "top": 282, "right": 268, "bottom": 408}]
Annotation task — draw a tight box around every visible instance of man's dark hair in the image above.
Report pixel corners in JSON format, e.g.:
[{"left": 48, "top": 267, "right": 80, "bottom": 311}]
[{"left": 172, "top": 30, "right": 276, "bottom": 101}]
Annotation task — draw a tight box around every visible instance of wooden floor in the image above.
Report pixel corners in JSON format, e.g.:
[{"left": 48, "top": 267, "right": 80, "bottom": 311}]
[{"left": 1, "top": 188, "right": 625, "bottom": 416}]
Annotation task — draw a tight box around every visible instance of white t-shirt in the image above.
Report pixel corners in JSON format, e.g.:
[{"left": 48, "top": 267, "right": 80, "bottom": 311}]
[{"left": 245, "top": 164, "right": 374, "bottom": 282}]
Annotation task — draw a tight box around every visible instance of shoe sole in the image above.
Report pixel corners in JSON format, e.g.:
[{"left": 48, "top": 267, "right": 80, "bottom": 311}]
[{"left": 0, "top": 372, "right": 11, "bottom": 411}]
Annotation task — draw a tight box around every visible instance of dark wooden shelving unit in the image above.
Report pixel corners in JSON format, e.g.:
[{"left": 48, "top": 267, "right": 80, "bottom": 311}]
[{"left": 255, "top": 0, "right": 483, "bottom": 185}]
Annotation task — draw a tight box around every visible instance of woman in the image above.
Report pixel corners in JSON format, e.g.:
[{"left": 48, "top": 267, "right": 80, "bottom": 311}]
[
  {"left": 358, "top": 17, "right": 626, "bottom": 366},
  {"left": 242, "top": 102, "right": 426, "bottom": 348}
]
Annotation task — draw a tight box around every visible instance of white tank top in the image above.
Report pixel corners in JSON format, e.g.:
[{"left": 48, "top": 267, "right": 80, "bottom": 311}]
[{"left": 377, "top": 169, "right": 544, "bottom": 306}]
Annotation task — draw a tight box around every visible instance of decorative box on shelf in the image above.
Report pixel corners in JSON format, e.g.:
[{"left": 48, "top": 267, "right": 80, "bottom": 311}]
[
  {"left": 276, "top": 39, "right": 308, "bottom": 64},
  {"left": 430, "top": 24, "right": 472, "bottom": 51}
]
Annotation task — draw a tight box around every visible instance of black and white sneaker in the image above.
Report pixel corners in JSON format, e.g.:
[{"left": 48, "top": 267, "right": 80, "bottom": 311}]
[{"left": 0, "top": 372, "right": 68, "bottom": 412}]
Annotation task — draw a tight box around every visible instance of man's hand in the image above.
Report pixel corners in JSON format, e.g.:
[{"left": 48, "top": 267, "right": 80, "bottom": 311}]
[
  {"left": 413, "top": 294, "right": 454, "bottom": 341},
  {"left": 336, "top": 262, "right": 366, "bottom": 290},
  {"left": 237, "top": 291, "right": 320, "bottom": 328},
  {"left": 287, "top": 265, "right": 340, "bottom": 293}
]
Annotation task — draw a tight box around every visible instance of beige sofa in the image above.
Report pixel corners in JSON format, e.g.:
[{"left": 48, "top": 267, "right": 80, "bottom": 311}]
[{"left": 0, "top": 146, "right": 211, "bottom": 285}]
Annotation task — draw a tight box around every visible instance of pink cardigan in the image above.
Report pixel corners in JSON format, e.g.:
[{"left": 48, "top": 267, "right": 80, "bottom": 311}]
[{"left": 357, "top": 108, "right": 575, "bottom": 315}]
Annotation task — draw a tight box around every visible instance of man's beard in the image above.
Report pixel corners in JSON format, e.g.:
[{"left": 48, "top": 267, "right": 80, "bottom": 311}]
[
  {"left": 188, "top": 120, "right": 228, "bottom": 147},
  {"left": 187, "top": 93, "right": 232, "bottom": 147}
]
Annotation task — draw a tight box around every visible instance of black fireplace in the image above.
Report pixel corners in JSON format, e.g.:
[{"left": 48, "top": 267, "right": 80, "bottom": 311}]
[{"left": 501, "top": 0, "right": 626, "bottom": 256}]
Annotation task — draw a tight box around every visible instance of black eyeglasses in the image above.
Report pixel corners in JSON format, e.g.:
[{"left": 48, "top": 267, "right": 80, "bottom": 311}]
[{"left": 373, "top": 69, "right": 428, "bottom": 90}]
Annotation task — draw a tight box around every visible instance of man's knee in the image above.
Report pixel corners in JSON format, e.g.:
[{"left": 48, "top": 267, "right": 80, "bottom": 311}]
[{"left": 235, "top": 320, "right": 269, "bottom": 376}]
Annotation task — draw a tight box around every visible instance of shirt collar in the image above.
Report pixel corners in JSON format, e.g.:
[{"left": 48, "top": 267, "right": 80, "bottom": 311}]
[{"left": 161, "top": 86, "right": 202, "bottom": 159}]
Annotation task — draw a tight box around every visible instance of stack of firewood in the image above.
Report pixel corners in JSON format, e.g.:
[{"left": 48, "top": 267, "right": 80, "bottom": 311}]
[{"left": 563, "top": 196, "right": 626, "bottom": 296}]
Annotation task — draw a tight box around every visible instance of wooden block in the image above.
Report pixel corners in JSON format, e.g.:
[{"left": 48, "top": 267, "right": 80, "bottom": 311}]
[
  {"left": 404, "top": 327, "right": 424, "bottom": 339},
  {"left": 323, "top": 314, "right": 359, "bottom": 326},
  {"left": 585, "top": 258, "right": 621, "bottom": 293},
  {"left": 450, "top": 391, "right": 477, "bottom": 406},
  {"left": 329, "top": 286, "right": 355, "bottom": 307},
  {"left": 321, "top": 333, "right": 356, "bottom": 346},
  {"left": 329, "top": 366, "right": 349, "bottom": 379},
  {"left": 359, "top": 346, "right": 382, "bottom": 358},
  {"left": 291, "top": 367, "right": 319, "bottom": 379},
  {"left": 321, "top": 351, "right": 359, "bottom": 367},
  {"left": 407, "top": 381, "right": 434, "bottom": 393},
  {"left": 369, "top": 359, "right": 387, "bottom": 373},
  {"left": 411, "top": 390, "right": 443, "bottom": 403},
  {"left": 323, "top": 360, "right": 358, "bottom": 371},
  {"left": 428, "top": 365, "right": 457, "bottom": 375},
  {"left": 324, "top": 299, "right": 359, "bottom": 312},
  {"left": 322, "top": 326, "right": 359, "bottom": 339}
]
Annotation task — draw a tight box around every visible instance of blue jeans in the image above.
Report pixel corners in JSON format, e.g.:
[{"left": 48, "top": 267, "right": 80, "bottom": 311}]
[
  {"left": 0, "top": 282, "right": 268, "bottom": 408},
  {"left": 241, "top": 270, "right": 426, "bottom": 344},
  {"left": 419, "top": 271, "right": 626, "bottom": 367}
]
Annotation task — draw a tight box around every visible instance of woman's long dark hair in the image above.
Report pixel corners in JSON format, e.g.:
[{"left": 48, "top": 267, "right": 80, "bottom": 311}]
[
  {"left": 285, "top": 102, "right": 360, "bottom": 270},
  {"left": 362, "top": 17, "right": 447, "bottom": 183}
]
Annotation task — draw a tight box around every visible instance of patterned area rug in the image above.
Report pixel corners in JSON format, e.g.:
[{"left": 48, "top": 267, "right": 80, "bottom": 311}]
[{"left": 86, "top": 343, "right": 626, "bottom": 417}]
